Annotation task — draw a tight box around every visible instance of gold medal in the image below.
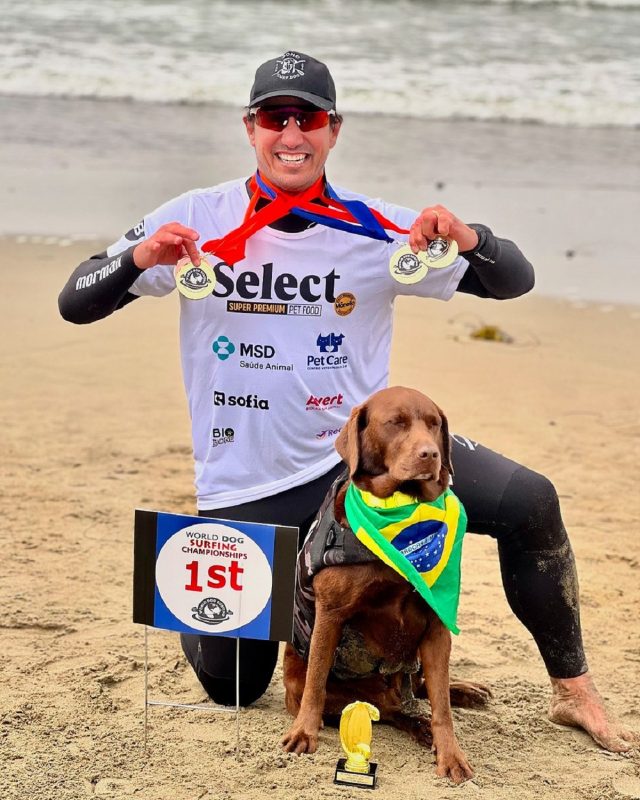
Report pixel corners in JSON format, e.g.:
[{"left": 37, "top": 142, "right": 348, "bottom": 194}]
[
  {"left": 389, "top": 245, "right": 430, "bottom": 285},
  {"left": 424, "top": 236, "right": 458, "bottom": 269},
  {"left": 174, "top": 254, "right": 216, "bottom": 299}
]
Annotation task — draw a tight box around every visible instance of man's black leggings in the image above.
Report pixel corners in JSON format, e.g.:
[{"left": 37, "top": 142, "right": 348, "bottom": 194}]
[{"left": 180, "top": 436, "right": 587, "bottom": 706}]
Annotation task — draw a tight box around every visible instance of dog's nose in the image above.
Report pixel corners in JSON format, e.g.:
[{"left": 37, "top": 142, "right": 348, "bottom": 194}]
[{"left": 417, "top": 447, "right": 439, "bottom": 461}]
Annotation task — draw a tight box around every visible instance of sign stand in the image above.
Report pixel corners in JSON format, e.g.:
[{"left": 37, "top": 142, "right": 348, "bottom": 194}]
[{"left": 143, "top": 629, "right": 242, "bottom": 757}]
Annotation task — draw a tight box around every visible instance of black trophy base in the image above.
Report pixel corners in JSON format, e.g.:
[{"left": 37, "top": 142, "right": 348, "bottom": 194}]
[{"left": 334, "top": 758, "right": 378, "bottom": 788}]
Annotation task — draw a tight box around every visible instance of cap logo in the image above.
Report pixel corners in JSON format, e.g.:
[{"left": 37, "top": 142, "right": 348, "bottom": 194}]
[{"left": 274, "top": 52, "right": 306, "bottom": 80}]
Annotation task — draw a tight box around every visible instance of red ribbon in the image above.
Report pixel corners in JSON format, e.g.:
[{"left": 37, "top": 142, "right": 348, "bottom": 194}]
[{"left": 201, "top": 172, "right": 411, "bottom": 265}]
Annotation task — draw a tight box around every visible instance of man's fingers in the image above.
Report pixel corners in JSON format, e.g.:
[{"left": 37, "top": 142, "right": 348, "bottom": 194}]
[
  {"left": 161, "top": 222, "right": 200, "bottom": 241},
  {"left": 183, "top": 238, "right": 201, "bottom": 266}
]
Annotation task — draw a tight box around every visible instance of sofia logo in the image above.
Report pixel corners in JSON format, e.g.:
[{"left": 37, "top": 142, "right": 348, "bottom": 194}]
[{"left": 274, "top": 52, "right": 305, "bottom": 80}]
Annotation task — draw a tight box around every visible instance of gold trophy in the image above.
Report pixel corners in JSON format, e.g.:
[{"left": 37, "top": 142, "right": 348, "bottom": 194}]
[{"left": 334, "top": 701, "right": 380, "bottom": 788}]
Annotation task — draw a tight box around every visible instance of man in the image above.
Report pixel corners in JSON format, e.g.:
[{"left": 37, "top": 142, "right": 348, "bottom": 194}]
[{"left": 59, "top": 51, "right": 634, "bottom": 753}]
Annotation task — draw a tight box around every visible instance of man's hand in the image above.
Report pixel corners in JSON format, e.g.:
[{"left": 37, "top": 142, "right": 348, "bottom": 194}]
[
  {"left": 133, "top": 223, "right": 201, "bottom": 270},
  {"left": 409, "top": 206, "right": 478, "bottom": 254}
]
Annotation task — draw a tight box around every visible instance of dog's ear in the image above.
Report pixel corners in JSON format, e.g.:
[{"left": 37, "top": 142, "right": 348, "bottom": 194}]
[
  {"left": 437, "top": 405, "right": 454, "bottom": 481},
  {"left": 335, "top": 403, "right": 367, "bottom": 478}
]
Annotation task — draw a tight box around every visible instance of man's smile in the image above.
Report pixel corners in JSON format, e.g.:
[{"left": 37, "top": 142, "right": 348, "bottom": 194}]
[{"left": 275, "top": 152, "right": 310, "bottom": 165}]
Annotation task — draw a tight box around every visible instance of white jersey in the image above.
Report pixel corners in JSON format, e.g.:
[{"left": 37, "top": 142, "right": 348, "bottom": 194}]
[{"left": 106, "top": 178, "right": 468, "bottom": 509}]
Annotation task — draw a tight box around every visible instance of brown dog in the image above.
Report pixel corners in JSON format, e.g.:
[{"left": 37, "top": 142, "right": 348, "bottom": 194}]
[{"left": 281, "top": 386, "right": 490, "bottom": 783}]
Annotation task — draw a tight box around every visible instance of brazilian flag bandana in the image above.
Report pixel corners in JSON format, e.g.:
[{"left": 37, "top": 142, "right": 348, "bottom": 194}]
[{"left": 344, "top": 484, "right": 467, "bottom": 634}]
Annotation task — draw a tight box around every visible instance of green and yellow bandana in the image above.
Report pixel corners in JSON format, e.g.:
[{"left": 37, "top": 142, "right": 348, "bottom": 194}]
[{"left": 344, "top": 484, "right": 467, "bottom": 634}]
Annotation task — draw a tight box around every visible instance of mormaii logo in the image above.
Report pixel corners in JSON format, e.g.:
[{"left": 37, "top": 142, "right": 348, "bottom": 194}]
[
  {"left": 306, "top": 393, "right": 344, "bottom": 411},
  {"left": 214, "top": 391, "right": 269, "bottom": 410}
]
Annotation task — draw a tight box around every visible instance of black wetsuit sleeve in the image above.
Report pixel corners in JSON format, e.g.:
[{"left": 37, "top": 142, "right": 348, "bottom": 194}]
[
  {"left": 457, "top": 224, "right": 535, "bottom": 299},
  {"left": 58, "top": 246, "right": 142, "bottom": 324}
]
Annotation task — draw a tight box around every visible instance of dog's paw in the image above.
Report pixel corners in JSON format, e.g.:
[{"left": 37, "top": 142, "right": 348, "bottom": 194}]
[
  {"left": 434, "top": 743, "right": 474, "bottom": 784},
  {"left": 281, "top": 723, "right": 320, "bottom": 755},
  {"left": 392, "top": 712, "right": 433, "bottom": 747},
  {"left": 449, "top": 679, "right": 492, "bottom": 709}
]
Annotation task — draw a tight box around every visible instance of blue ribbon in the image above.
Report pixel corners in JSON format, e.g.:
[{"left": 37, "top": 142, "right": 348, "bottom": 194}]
[{"left": 255, "top": 172, "right": 394, "bottom": 243}]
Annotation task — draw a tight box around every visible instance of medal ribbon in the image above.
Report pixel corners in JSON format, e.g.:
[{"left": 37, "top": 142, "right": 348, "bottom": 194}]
[{"left": 201, "top": 171, "right": 412, "bottom": 265}]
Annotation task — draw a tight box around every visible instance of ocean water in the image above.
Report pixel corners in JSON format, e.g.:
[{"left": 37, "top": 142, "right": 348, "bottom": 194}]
[{"left": 2, "top": 0, "right": 639, "bottom": 127}]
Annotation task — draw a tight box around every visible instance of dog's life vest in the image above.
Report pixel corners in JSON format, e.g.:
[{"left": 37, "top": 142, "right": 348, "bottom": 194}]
[{"left": 292, "top": 471, "right": 467, "bottom": 663}]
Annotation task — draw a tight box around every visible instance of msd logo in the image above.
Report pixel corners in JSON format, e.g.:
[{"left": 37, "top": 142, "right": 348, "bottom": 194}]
[{"left": 306, "top": 393, "right": 344, "bottom": 411}]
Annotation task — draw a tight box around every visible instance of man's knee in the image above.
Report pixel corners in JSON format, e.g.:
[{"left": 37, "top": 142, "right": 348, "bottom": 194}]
[
  {"left": 500, "top": 467, "right": 566, "bottom": 550},
  {"left": 197, "top": 673, "right": 273, "bottom": 707},
  {"left": 180, "top": 633, "right": 278, "bottom": 707}
]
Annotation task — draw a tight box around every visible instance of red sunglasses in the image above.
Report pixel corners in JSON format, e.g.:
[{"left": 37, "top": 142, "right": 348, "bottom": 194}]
[{"left": 251, "top": 106, "right": 333, "bottom": 132}]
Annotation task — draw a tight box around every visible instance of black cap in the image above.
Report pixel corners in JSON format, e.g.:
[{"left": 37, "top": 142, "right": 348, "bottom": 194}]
[{"left": 249, "top": 51, "right": 336, "bottom": 111}]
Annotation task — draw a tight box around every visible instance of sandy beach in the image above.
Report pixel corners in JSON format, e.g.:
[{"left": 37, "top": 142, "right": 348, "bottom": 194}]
[{"left": 1, "top": 96, "right": 639, "bottom": 800}]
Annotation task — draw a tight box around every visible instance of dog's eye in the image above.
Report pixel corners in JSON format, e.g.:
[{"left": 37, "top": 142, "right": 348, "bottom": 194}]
[{"left": 386, "top": 418, "right": 406, "bottom": 428}]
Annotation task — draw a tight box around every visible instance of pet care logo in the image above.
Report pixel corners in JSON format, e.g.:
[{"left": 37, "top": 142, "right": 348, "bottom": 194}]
[
  {"left": 274, "top": 52, "right": 306, "bottom": 80},
  {"left": 211, "top": 426, "right": 235, "bottom": 447},
  {"left": 306, "top": 393, "right": 344, "bottom": 411},
  {"left": 214, "top": 391, "right": 269, "bottom": 410},
  {"left": 315, "top": 427, "right": 341, "bottom": 439},
  {"left": 211, "top": 260, "right": 341, "bottom": 317},
  {"left": 307, "top": 332, "right": 348, "bottom": 371}
]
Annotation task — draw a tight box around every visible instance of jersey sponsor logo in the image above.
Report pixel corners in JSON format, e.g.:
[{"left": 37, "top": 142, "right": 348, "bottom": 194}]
[
  {"left": 334, "top": 292, "right": 356, "bottom": 316},
  {"left": 124, "top": 221, "right": 145, "bottom": 241},
  {"left": 212, "top": 337, "right": 294, "bottom": 372},
  {"left": 227, "top": 301, "right": 323, "bottom": 316},
  {"left": 212, "top": 336, "right": 236, "bottom": 360},
  {"left": 307, "top": 332, "right": 349, "bottom": 371},
  {"left": 306, "top": 393, "right": 344, "bottom": 411},
  {"left": 75, "top": 255, "right": 122, "bottom": 291},
  {"left": 315, "top": 427, "right": 341, "bottom": 439},
  {"left": 317, "top": 332, "right": 344, "bottom": 353},
  {"left": 211, "top": 260, "right": 340, "bottom": 316},
  {"left": 211, "top": 426, "right": 235, "bottom": 447},
  {"left": 214, "top": 391, "right": 269, "bottom": 410},
  {"left": 274, "top": 52, "right": 306, "bottom": 81}
]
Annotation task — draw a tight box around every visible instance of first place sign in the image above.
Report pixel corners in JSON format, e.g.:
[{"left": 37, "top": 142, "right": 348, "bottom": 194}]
[{"left": 133, "top": 510, "right": 298, "bottom": 642}]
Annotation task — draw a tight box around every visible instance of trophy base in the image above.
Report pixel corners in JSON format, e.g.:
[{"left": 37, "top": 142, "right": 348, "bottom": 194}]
[{"left": 334, "top": 758, "right": 378, "bottom": 789}]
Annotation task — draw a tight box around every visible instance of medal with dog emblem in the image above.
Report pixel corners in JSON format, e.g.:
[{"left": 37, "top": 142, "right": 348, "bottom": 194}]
[
  {"left": 389, "top": 238, "right": 458, "bottom": 285},
  {"left": 424, "top": 236, "right": 458, "bottom": 269},
  {"left": 389, "top": 244, "right": 430, "bottom": 285},
  {"left": 175, "top": 254, "right": 216, "bottom": 299}
]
